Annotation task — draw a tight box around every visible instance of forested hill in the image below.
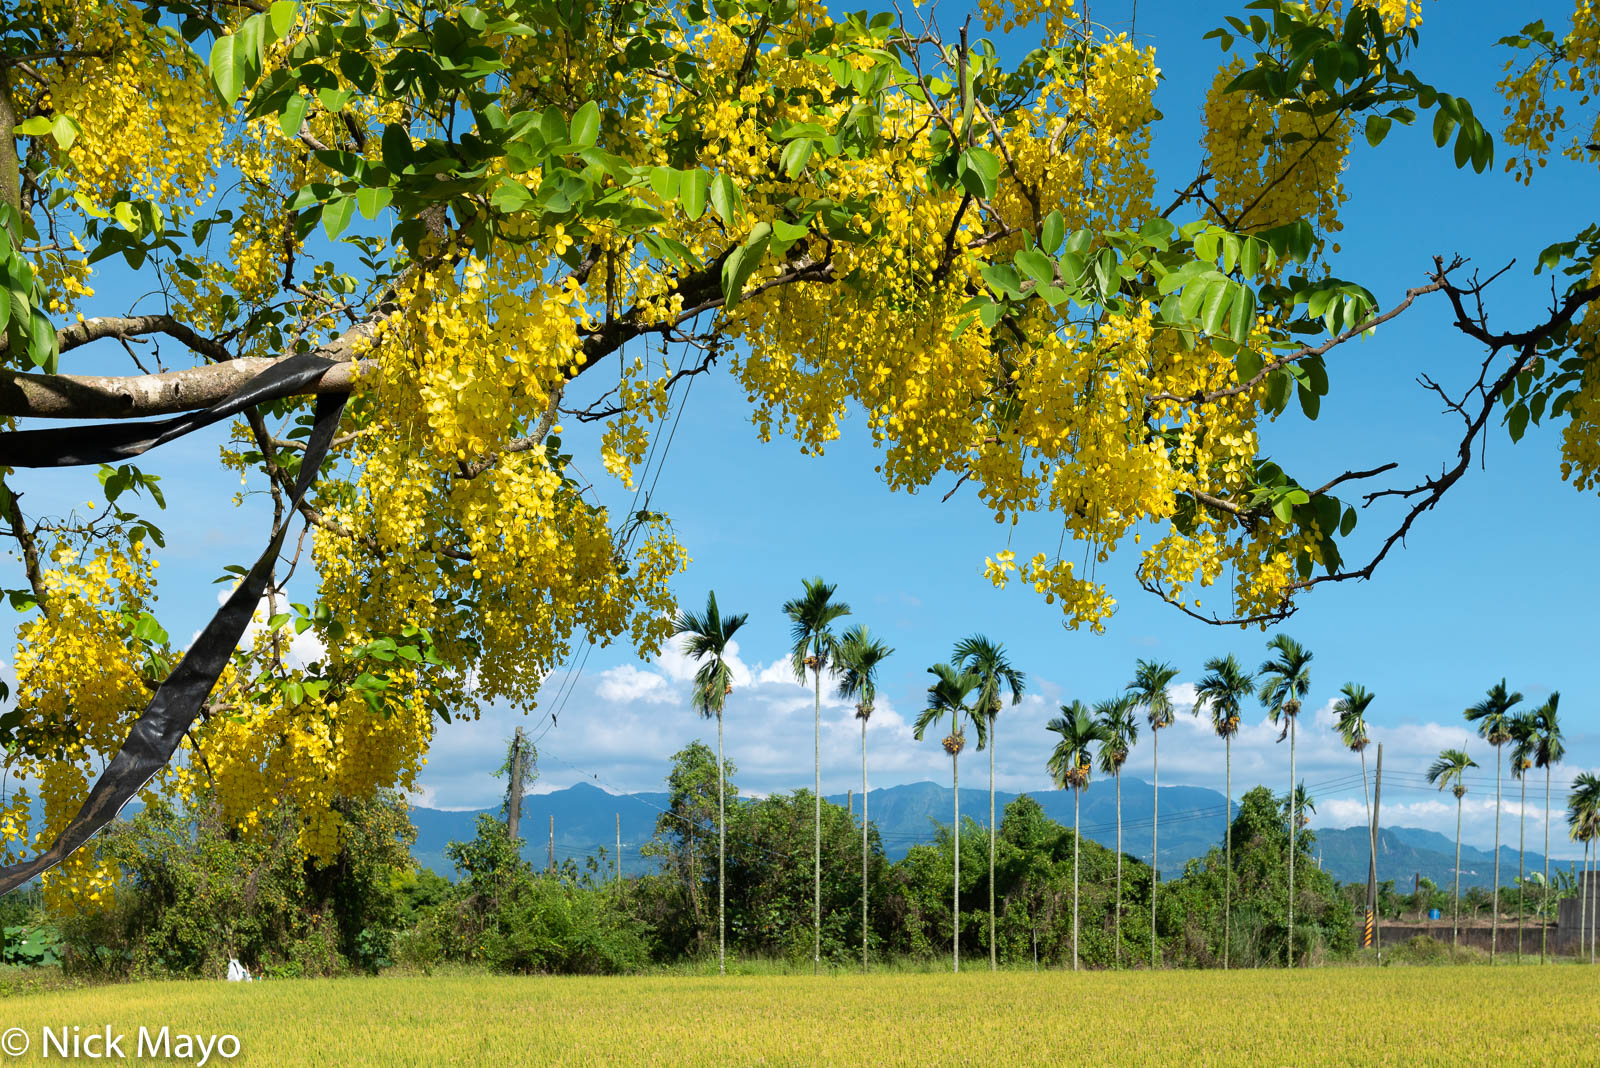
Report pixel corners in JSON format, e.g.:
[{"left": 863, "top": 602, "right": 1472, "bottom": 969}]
[
  {"left": 411, "top": 781, "right": 1559, "bottom": 889},
  {"left": 410, "top": 778, "right": 1237, "bottom": 877}
]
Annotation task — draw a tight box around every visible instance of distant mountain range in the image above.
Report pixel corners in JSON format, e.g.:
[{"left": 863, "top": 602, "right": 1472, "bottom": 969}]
[
  {"left": 412, "top": 778, "right": 1560, "bottom": 890},
  {"left": 1309, "top": 824, "right": 1565, "bottom": 893}
]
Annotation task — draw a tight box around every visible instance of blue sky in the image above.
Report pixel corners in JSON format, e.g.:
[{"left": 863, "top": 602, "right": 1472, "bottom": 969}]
[{"left": 7, "top": 0, "right": 1595, "bottom": 859}]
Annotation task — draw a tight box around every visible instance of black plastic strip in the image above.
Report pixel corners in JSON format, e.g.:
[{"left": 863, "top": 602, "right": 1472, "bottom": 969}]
[{"left": 0, "top": 356, "right": 344, "bottom": 894}]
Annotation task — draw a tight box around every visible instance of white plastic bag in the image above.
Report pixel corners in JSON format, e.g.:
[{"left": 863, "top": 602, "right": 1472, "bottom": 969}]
[{"left": 226, "top": 958, "right": 252, "bottom": 982}]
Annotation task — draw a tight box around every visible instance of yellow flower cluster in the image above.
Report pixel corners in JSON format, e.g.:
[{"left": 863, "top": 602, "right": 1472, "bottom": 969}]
[
  {"left": 41, "top": 2, "right": 224, "bottom": 208},
  {"left": 977, "top": 0, "right": 1079, "bottom": 46},
  {"left": 1499, "top": 0, "right": 1600, "bottom": 182},
  {"left": 1559, "top": 257, "right": 1600, "bottom": 490},
  {"left": 6, "top": 542, "right": 157, "bottom": 912},
  {"left": 1202, "top": 60, "right": 1352, "bottom": 257}
]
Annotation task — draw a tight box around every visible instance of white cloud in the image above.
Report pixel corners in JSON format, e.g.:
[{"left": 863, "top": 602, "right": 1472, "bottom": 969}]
[
  {"left": 595, "top": 665, "right": 674, "bottom": 705},
  {"left": 409, "top": 648, "right": 1596, "bottom": 860}
]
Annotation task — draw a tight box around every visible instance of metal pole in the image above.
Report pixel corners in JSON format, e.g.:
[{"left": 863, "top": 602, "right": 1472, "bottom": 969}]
[
  {"left": 548, "top": 813, "right": 555, "bottom": 873},
  {"left": 616, "top": 812, "right": 621, "bottom": 883}
]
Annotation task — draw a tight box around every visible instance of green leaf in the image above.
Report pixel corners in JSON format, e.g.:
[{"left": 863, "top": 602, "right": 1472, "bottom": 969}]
[
  {"left": 210, "top": 16, "right": 264, "bottom": 105},
  {"left": 569, "top": 101, "right": 600, "bottom": 148},
  {"left": 956, "top": 146, "right": 1001, "bottom": 200},
  {"left": 1040, "top": 210, "right": 1064, "bottom": 254},
  {"left": 1508, "top": 402, "right": 1529, "bottom": 442},
  {"left": 26, "top": 308, "right": 55, "bottom": 371},
  {"left": 1235, "top": 348, "right": 1263, "bottom": 383},
  {"left": 1015, "top": 249, "right": 1055, "bottom": 286},
  {"left": 1229, "top": 284, "right": 1256, "bottom": 343},
  {"left": 721, "top": 222, "right": 772, "bottom": 308},
  {"left": 780, "top": 137, "right": 814, "bottom": 178},
  {"left": 680, "top": 169, "right": 710, "bottom": 220},
  {"left": 1200, "top": 279, "right": 1232, "bottom": 337},
  {"left": 1091, "top": 248, "right": 1118, "bottom": 300},
  {"left": 49, "top": 115, "right": 78, "bottom": 151},
  {"left": 278, "top": 92, "right": 308, "bottom": 138},
  {"left": 321, "top": 194, "right": 355, "bottom": 239},
  {"left": 1365, "top": 114, "right": 1392, "bottom": 147},
  {"left": 1297, "top": 384, "right": 1321, "bottom": 420},
  {"left": 489, "top": 178, "right": 532, "bottom": 215},
  {"left": 356, "top": 186, "right": 392, "bottom": 219},
  {"left": 1339, "top": 506, "right": 1358, "bottom": 537},
  {"left": 269, "top": 0, "right": 296, "bottom": 38},
  {"left": 709, "top": 173, "right": 742, "bottom": 226},
  {"left": 1241, "top": 237, "right": 1262, "bottom": 279}
]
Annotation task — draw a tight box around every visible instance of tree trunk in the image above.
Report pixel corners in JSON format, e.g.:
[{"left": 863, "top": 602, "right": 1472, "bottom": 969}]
[
  {"left": 1151, "top": 728, "right": 1159, "bottom": 969},
  {"left": 952, "top": 745, "right": 960, "bottom": 974},
  {"left": 718, "top": 708, "right": 726, "bottom": 976},
  {"left": 862, "top": 714, "right": 869, "bottom": 971},
  {"left": 1543, "top": 764, "right": 1552, "bottom": 963},
  {"left": 1073, "top": 785, "right": 1081, "bottom": 972},
  {"left": 1115, "top": 767, "right": 1123, "bottom": 969},
  {"left": 0, "top": 71, "right": 21, "bottom": 223},
  {"left": 1224, "top": 735, "right": 1232, "bottom": 970},
  {"left": 813, "top": 665, "right": 822, "bottom": 975},
  {"left": 1518, "top": 771, "right": 1526, "bottom": 962},
  {"left": 1287, "top": 715, "right": 1297, "bottom": 969},
  {"left": 989, "top": 713, "right": 997, "bottom": 972},
  {"left": 1453, "top": 795, "right": 1463, "bottom": 950},
  {"left": 1491, "top": 744, "right": 1502, "bottom": 963}
]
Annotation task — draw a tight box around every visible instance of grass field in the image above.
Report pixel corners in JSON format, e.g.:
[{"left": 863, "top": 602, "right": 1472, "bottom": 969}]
[{"left": 0, "top": 966, "right": 1590, "bottom": 1065}]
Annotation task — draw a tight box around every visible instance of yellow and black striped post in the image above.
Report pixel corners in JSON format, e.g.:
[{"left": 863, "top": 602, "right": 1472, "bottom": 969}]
[{"left": 1363, "top": 908, "right": 1376, "bottom": 949}]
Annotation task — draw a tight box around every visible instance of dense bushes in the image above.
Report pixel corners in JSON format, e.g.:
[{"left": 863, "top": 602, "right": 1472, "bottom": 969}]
[
  {"left": 59, "top": 791, "right": 417, "bottom": 979},
  {"left": 405, "top": 816, "right": 648, "bottom": 975}
]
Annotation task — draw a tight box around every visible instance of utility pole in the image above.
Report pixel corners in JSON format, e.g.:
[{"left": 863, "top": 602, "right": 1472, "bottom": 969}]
[
  {"left": 847, "top": 788, "right": 853, "bottom": 817},
  {"left": 1370, "top": 744, "right": 1384, "bottom": 955},
  {"left": 548, "top": 814, "right": 555, "bottom": 874},
  {"left": 616, "top": 812, "right": 622, "bottom": 883},
  {"left": 505, "top": 727, "right": 526, "bottom": 843}
]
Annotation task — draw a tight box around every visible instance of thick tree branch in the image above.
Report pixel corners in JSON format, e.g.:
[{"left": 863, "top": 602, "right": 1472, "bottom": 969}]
[
  {"left": 50, "top": 314, "right": 234, "bottom": 362},
  {"left": 0, "top": 356, "right": 365, "bottom": 420}
]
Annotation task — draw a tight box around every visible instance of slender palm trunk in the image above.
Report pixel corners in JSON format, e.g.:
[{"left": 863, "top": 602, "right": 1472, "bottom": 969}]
[
  {"left": 1151, "top": 729, "right": 1159, "bottom": 969},
  {"left": 1491, "top": 745, "right": 1502, "bottom": 963},
  {"left": 813, "top": 666, "right": 822, "bottom": 975},
  {"left": 952, "top": 745, "right": 960, "bottom": 973},
  {"left": 1453, "top": 794, "right": 1463, "bottom": 949},
  {"left": 861, "top": 716, "right": 869, "bottom": 971},
  {"left": 1072, "top": 785, "right": 1081, "bottom": 972},
  {"left": 1590, "top": 841, "right": 1596, "bottom": 964},
  {"left": 1580, "top": 843, "right": 1588, "bottom": 962},
  {"left": 1114, "top": 768, "right": 1123, "bottom": 969},
  {"left": 1287, "top": 715, "right": 1297, "bottom": 968},
  {"left": 1517, "top": 772, "right": 1527, "bottom": 962},
  {"left": 1542, "top": 765, "right": 1551, "bottom": 963},
  {"left": 988, "top": 713, "right": 997, "bottom": 971},
  {"left": 717, "top": 708, "right": 726, "bottom": 975},
  {"left": 1224, "top": 735, "right": 1232, "bottom": 970}
]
